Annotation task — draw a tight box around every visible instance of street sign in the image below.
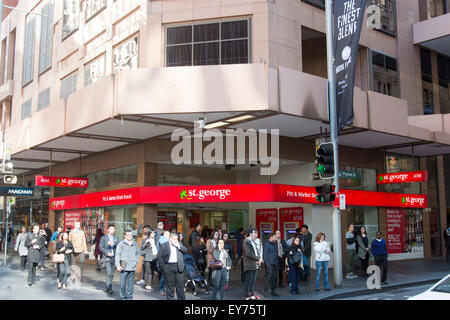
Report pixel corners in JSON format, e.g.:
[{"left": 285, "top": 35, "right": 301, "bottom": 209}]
[
  {"left": 377, "top": 171, "right": 428, "bottom": 184},
  {"left": 339, "top": 193, "right": 346, "bottom": 210},
  {"left": 0, "top": 186, "right": 34, "bottom": 197}
]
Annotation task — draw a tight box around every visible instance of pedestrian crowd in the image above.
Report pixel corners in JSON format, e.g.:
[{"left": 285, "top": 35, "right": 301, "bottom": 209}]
[{"left": 3, "top": 219, "right": 434, "bottom": 300}]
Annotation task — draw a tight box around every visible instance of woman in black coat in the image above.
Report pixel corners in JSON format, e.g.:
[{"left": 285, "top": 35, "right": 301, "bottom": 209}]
[
  {"left": 55, "top": 232, "right": 74, "bottom": 290},
  {"left": 192, "top": 236, "right": 207, "bottom": 274},
  {"left": 94, "top": 228, "right": 104, "bottom": 271},
  {"left": 285, "top": 236, "right": 304, "bottom": 295}
]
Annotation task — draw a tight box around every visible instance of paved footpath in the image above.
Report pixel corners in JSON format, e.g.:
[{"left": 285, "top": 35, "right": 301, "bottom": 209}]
[{"left": 0, "top": 253, "right": 449, "bottom": 300}]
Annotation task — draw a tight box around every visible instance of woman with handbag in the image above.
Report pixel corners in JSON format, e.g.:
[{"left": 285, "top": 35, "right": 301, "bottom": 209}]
[
  {"left": 54, "top": 232, "right": 74, "bottom": 290},
  {"left": 211, "top": 239, "right": 232, "bottom": 300},
  {"left": 285, "top": 236, "right": 304, "bottom": 295},
  {"left": 206, "top": 231, "right": 220, "bottom": 289}
]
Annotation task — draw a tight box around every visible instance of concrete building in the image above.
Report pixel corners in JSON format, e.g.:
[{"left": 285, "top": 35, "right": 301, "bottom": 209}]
[{"left": 0, "top": 0, "right": 449, "bottom": 270}]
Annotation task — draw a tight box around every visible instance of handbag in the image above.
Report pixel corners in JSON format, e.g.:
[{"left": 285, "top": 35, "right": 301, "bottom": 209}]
[
  {"left": 209, "top": 260, "right": 223, "bottom": 270},
  {"left": 52, "top": 253, "right": 65, "bottom": 264},
  {"left": 43, "top": 247, "right": 50, "bottom": 257}
]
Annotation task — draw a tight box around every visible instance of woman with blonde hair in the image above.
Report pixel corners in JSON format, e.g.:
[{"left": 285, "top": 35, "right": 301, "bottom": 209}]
[{"left": 313, "top": 232, "right": 331, "bottom": 291}]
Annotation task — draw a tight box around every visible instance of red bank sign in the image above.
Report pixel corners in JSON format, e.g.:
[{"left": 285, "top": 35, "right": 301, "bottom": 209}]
[
  {"left": 377, "top": 171, "right": 428, "bottom": 184},
  {"left": 36, "top": 176, "right": 89, "bottom": 188},
  {"left": 49, "top": 183, "right": 427, "bottom": 210}
]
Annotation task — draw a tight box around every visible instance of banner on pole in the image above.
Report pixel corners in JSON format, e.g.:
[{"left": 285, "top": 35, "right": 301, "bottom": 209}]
[{"left": 334, "top": 0, "right": 367, "bottom": 132}]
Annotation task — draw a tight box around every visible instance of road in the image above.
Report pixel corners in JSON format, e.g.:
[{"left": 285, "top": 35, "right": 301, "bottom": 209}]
[{"left": 336, "top": 284, "right": 433, "bottom": 300}]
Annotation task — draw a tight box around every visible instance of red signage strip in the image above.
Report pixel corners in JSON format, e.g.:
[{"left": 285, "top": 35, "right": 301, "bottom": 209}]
[
  {"left": 49, "top": 183, "right": 428, "bottom": 211},
  {"left": 377, "top": 171, "right": 428, "bottom": 184},
  {"left": 36, "top": 176, "right": 89, "bottom": 188}
]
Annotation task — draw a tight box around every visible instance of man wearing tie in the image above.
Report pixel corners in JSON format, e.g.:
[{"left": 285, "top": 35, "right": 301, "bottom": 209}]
[
  {"left": 157, "top": 231, "right": 188, "bottom": 300},
  {"left": 100, "top": 225, "right": 120, "bottom": 296}
]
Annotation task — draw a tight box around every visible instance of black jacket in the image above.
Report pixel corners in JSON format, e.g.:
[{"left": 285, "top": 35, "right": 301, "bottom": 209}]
[
  {"left": 192, "top": 244, "right": 206, "bottom": 266},
  {"left": 243, "top": 239, "right": 260, "bottom": 272},
  {"left": 55, "top": 240, "right": 74, "bottom": 265},
  {"left": 157, "top": 241, "right": 188, "bottom": 273},
  {"left": 300, "top": 232, "right": 312, "bottom": 257},
  {"left": 25, "top": 233, "right": 46, "bottom": 263},
  {"left": 285, "top": 244, "right": 303, "bottom": 266},
  {"left": 188, "top": 230, "right": 200, "bottom": 249},
  {"left": 263, "top": 240, "right": 279, "bottom": 268},
  {"left": 224, "top": 241, "right": 235, "bottom": 261}
]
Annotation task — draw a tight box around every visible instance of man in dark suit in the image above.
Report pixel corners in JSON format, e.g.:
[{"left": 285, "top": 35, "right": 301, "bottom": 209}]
[
  {"left": 99, "top": 224, "right": 120, "bottom": 296},
  {"left": 157, "top": 231, "right": 188, "bottom": 300},
  {"left": 25, "top": 224, "right": 46, "bottom": 286},
  {"left": 275, "top": 230, "right": 287, "bottom": 287}
]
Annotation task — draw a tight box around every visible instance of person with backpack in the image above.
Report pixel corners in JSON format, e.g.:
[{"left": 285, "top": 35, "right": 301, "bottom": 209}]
[{"left": 345, "top": 224, "right": 358, "bottom": 279}]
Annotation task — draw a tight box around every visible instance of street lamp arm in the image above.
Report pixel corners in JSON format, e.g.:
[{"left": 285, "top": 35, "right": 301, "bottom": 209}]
[{"left": 2, "top": 4, "right": 50, "bottom": 18}]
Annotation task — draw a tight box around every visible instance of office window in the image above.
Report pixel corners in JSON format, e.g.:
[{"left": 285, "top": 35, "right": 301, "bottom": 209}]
[
  {"left": 113, "top": 36, "right": 138, "bottom": 73},
  {"left": 63, "top": 0, "right": 80, "bottom": 40},
  {"left": 438, "top": 55, "right": 450, "bottom": 114},
  {"left": 421, "top": 48, "right": 434, "bottom": 114},
  {"left": 22, "top": 99, "right": 32, "bottom": 120},
  {"left": 61, "top": 72, "right": 77, "bottom": 99},
  {"left": 22, "top": 19, "right": 35, "bottom": 86},
  {"left": 39, "top": 2, "right": 54, "bottom": 74},
  {"left": 85, "top": 0, "right": 107, "bottom": 21},
  {"left": 301, "top": 0, "right": 325, "bottom": 9},
  {"left": 166, "top": 19, "right": 250, "bottom": 67},
  {"left": 38, "top": 88, "right": 51, "bottom": 111},
  {"left": 370, "top": 50, "right": 400, "bottom": 98},
  {"left": 421, "top": 48, "right": 432, "bottom": 82},
  {"left": 84, "top": 55, "right": 105, "bottom": 86},
  {"left": 368, "top": 0, "right": 397, "bottom": 36}
]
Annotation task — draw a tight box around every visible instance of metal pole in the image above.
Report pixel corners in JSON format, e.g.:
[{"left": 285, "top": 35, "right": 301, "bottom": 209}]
[
  {"left": 325, "top": 0, "right": 343, "bottom": 287},
  {"left": 3, "top": 199, "right": 9, "bottom": 267},
  {"left": 29, "top": 200, "right": 32, "bottom": 227}
]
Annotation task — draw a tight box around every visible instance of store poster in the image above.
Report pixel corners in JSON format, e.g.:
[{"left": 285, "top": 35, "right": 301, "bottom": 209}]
[
  {"left": 255, "top": 209, "right": 278, "bottom": 238},
  {"left": 279, "top": 207, "right": 304, "bottom": 240},
  {"left": 64, "top": 210, "right": 83, "bottom": 232},
  {"left": 157, "top": 211, "right": 177, "bottom": 232},
  {"left": 228, "top": 211, "right": 245, "bottom": 240},
  {"left": 386, "top": 208, "right": 405, "bottom": 254}
]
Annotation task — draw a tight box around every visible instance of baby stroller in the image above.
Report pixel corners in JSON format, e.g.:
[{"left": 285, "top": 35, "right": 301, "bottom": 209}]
[{"left": 183, "top": 254, "right": 209, "bottom": 296}]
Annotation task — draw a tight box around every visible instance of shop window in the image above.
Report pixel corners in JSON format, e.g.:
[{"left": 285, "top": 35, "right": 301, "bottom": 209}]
[
  {"left": 339, "top": 167, "right": 377, "bottom": 191},
  {"left": 61, "top": 71, "right": 78, "bottom": 99},
  {"left": 301, "top": 0, "right": 325, "bottom": 9},
  {"left": 113, "top": 36, "right": 138, "bottom": 73},
  {"left": 86, "top": 165, "right": 138, "bottom": 189},
  {"left": 21, "top": 98, "right": 32, "bottom": 120},
  {"left": 370, "top": 50, "right": 400, "bottom": 98},
  {"left": 105, "top": 206, "right": 137, "bottom": 241},
  {"left": 346, "top": 206, "right": 379, "bottom": 246},
  {"left": 84, "top": 54, "right": 105, "bottom": 86},
  {"left": 62, "top": 0, "right": 80, "bottom": 40},
  {"left": 39, "top": 2, "right": 54, "bottom": 74},
  {"left": 85, "top": 0, "right": 107, "bottom": 22},
  {"left": 22, "top": 18, "right": 35, "bottom": 86},
  {"left": 367, "top": 0, "right": 397, "bottom": 36},
  {"left": 38, "top": 88, "right": 50, "bottom": 111},
  {"left": 157, "top": 211, "right": 178, "bottom": 232},
  {"left": 166, "top": 19, "right": 250, "bottom": 67}
]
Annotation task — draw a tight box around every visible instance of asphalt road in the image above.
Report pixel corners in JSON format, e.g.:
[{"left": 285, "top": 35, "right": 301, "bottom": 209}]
[{"left": 336, "top": 284, "right": 433, "bottom": 300}]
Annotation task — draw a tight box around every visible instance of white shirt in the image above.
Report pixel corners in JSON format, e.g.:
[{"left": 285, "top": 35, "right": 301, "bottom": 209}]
[
  {"left": 150, "top": 238, "right": 158, "bottom": 255},
  {"left": 168, "top": 243, "right": 178, "bottom": 263},
  {"left": 314, "top": 241, "right": 331, "bottom": 262}
]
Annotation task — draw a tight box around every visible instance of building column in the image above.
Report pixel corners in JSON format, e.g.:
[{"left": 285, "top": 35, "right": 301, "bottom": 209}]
[{"left": 437, "top": 155, "right": 447, "bottom": 258}]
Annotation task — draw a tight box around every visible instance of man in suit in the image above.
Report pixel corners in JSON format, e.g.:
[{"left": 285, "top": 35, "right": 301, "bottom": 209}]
[
  {"left": 275, "top": 230, "right": 287, "bottom": 288},
  {"left": 25, "top": 224, "right": 46, "bottom": 286},
  {"left": 157, "top": 231, "right": 188, "bottom": 300},
  {"left": 100, "top": 224, "right": 120, "bottom": 296}
]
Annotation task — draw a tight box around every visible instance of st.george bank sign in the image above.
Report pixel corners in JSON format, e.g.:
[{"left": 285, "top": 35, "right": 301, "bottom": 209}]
[
  {"left": 36, "top": 176, "right": 89, "bottom": 188},
  {"left": 49, "top": 184, "right": 427, "bottom": 210},
  {"left": 377, "top": 171, "right": 428, "bottom": 184}
]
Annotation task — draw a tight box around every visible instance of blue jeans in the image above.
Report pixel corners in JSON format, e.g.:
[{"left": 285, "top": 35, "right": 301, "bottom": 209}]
[
  {"left": 315, "top": 261, "right": 330, "bottom": 290},
  {"left": 119, "top": 271, "right": 135, "bottom": 300},
  {"left": 288, "top": 264, "right": 301, "bottom": 293},
  {"left": 302, "top": 255, "right": 311, "bottom": 279},
  {"left": 159, "top": 273, "right": 165, "bottom": 291},
  {"left": 212, "top": 268, "right": 227, "bottom": 300}
]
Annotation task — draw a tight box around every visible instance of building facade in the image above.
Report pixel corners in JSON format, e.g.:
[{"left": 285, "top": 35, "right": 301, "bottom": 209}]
[{"left": 0, "top": 0, "right": 449, "bottom": 269}]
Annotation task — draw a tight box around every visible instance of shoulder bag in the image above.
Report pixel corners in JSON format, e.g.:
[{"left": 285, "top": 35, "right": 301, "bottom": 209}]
[
  {"left": 52, "top": 252, "right": 65, "bottom": 263},
  {"left": 209, "top": 260, "right": 223, "bottom": 270}
]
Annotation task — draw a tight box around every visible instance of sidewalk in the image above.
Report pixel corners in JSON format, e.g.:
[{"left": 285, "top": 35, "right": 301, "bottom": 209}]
[{"left": 0, "top": 253, "right": 449, "bottom": 300}]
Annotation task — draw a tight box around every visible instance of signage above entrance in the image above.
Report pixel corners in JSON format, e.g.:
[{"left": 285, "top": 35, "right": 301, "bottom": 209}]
[
  {"left": 0, "top": 186, "right": 34, "bottom": 197},
  {"left": 377, "top": 171, "right": 428, "bottom": 184},
  {"left": 49, "top": 183, "right": 428, "bottom": 211},
  {"left": 35, "top": 176, "right": 89, "bottom": 188}
]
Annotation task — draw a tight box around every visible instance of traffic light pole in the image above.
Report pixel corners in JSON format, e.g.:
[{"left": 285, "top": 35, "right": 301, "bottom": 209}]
[{"left": 325, "top": 0, "right": 343, "bottom": 287}]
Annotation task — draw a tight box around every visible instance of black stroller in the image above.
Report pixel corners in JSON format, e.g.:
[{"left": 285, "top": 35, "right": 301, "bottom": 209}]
[{"left": 183, "top": 254, "right": 209, "bottom": 296}]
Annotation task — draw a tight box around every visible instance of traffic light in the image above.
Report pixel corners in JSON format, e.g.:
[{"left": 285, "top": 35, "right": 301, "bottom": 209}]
[
  {"left": 316, "top": 142, "right": 335, "bottom": 179},
  {"left": 315, "top": 183, "right": 336, "bottom": 204}
]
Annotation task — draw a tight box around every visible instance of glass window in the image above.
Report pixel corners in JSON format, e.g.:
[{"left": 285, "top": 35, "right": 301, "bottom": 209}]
[
  {"left": 21, "top": 99, "right": 32, "bottom": 120},
  {"left": 39, "top": 2, "right": 54, "bottom": 74},
  {"left": 301, "top": 0, "right": 325, "bottom": 9},
  {"left": 370, "top": 50, "right": 400, "bottom": 98},
  {"left": 61, "top": 72, "right": 78, "bottom": 99},
  {"left": 384, "top": 155, "right": 421, "bottom": 194},
  {"left": 339, "top": 167, "right": 377, "bottom": 191},
  {"left": 346, "top": 206, "right": 379, "bottom": 243},
  {"left": 166, "top": 19, "right": 250, "bottom": 67},
  {"left": 62, "top": 0, "right": 80, "bottom": 40},
  {"left": 38, "top": 88, "right": 50, "bottom": 111},
  {"left": 113, "top": 36, "right": 139, "bottom": 73},
  {"left": 437, "top": 56, "right": 450, "bottom": 114},
  {"left": 368, "top": 0, "right": 397, "bottom": 36},
  {"left": 22, "top": 18, "right": 35, "bottom": 86},
  {"left": 84, "top": 55, "right": 105, "bottom": 86},
  {"left": 85, "top": 0, "right": 107, "bottom": 21},
  {"left": 86, "top": 165, "right": 138, "bottom": 189},
  {"left": 420, "top": 48, "right": 432, "bottom": 83},
  {"left": 105, "top": 206, "right": 137, "bottom": 241}
]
